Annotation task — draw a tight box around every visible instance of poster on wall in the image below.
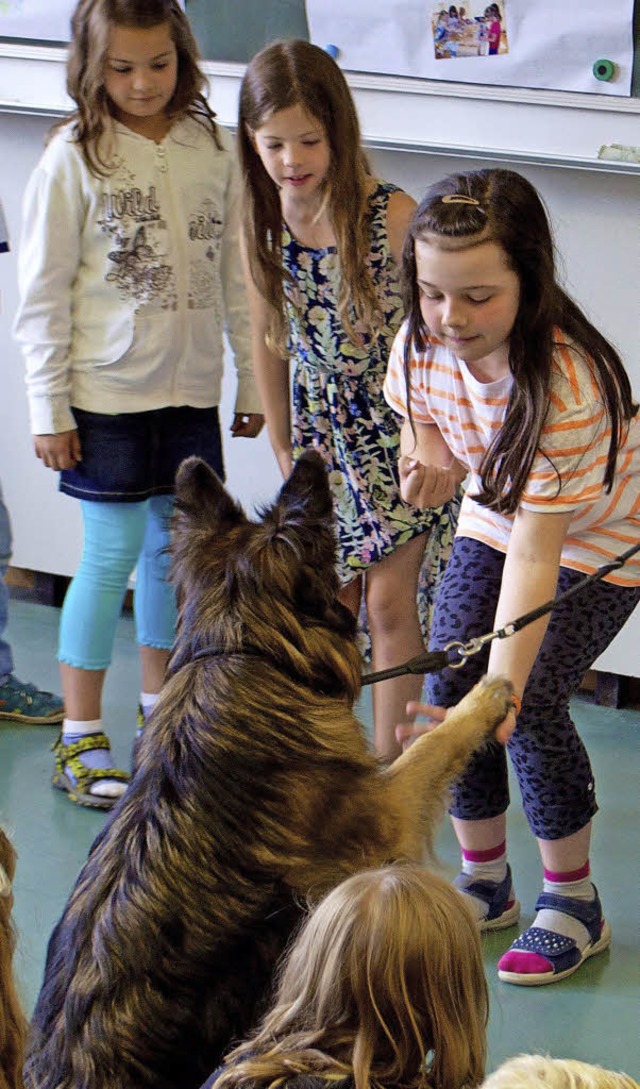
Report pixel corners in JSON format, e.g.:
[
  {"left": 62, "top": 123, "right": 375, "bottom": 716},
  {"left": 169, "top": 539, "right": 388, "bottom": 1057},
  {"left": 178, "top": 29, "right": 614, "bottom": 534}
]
[
  {"left": 305, "top": 0, "right": 635, "bottom": 96},
  {"left": 0, "top": 0, "right": 75, "bottom": 41},
  {"left": 0, "top": 0, "right": 184, "bottom": 42}
]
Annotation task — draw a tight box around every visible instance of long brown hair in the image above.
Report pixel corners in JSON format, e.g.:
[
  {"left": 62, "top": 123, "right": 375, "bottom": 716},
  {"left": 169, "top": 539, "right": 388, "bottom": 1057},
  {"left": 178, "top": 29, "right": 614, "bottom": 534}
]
[
  {"left": 52, "top": 0, "right": 220, "bottom": 175},
  {"left": 238, "top": 39, "right": 378, "bottom": 357},
  {"left": 401, "top": 169, "right": 637, "bottom": 514},
  {"left": 215, "top": 865, "right": 489, "bottom": 1089},
  {"left": 0, "top": 829, "right": 26, "bottom": 1089}
]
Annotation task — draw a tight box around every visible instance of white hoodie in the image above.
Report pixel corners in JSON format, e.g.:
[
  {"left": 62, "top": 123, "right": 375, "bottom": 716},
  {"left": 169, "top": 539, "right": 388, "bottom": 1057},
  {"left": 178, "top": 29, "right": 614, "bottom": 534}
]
[{"left": 14, "top": 115, "right": 257, "bottom": 435}]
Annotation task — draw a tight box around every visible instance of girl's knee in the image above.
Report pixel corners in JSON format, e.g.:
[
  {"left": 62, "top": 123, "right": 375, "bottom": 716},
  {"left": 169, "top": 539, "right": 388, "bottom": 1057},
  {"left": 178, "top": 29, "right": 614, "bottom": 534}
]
[{"left": 366, "top": 586, "right": 414, "bottom": 636}]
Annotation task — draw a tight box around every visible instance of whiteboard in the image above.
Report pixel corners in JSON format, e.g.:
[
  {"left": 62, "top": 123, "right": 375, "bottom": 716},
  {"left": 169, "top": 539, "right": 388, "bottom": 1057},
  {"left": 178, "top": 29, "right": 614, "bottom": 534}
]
[
  {"left": 306, "top": 0, "right": 635, "bottom": 96},
  {"left": 0, "top": 0, "right": 74, "bottom": 42},
  {"left": 0, "top": 44, "right": 639, "bottom": 174},
  {"left": 0, "top": 0, "right": 184, "bottom": 41}
]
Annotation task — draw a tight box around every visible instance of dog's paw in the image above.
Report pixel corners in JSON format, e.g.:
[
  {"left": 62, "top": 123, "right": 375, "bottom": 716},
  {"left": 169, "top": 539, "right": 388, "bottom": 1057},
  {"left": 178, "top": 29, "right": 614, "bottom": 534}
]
[{"left": 463, "top": 674, "right": 514, "bottom": 735}]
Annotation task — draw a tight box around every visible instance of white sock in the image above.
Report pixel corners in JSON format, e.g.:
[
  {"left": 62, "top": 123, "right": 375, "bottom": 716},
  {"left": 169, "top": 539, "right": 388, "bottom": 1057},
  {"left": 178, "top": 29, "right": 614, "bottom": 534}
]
[
  {"left": 456, "top": 842, "right": 508, "bottom": 922},
  {"left": 61, "top": 718, "right": 126, "bottom": 799},
  {"left": 533, "top": 868, "right": 596, "bottom": 950},
  {"left": 140, "top": 692, "right": 159, "bottom": 717}
]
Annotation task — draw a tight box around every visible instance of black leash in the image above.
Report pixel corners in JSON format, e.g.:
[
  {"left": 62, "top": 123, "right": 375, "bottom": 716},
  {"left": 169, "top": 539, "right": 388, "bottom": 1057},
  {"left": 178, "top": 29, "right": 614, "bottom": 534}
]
[{"left": 361, "top": 540, "right": 640, "bottom": 687}]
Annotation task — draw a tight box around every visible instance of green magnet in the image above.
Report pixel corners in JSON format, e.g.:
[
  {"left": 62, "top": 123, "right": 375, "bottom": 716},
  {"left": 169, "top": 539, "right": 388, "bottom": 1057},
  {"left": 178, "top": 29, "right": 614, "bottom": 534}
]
[{"left": 593, "top": 59, "right": 615, "bottom": 82}]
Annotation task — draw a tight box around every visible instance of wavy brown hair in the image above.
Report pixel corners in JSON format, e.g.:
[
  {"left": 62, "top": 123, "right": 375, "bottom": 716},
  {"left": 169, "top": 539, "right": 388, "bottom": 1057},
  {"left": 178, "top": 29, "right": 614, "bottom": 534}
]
[
  {"left": 238, "top": 39, "right": 378, "bottom": 357},
  {"left": 401, "top": 169, "right": 637, "bottom": 514},
  {"left": 216, "top": 865, "right": 489, "bottom": 1089},
  {"left": 0, "top": 829, "right": 26, "bottom": 1089},
  {"left": 50, "top": 0, "right": 220, "bottom": 175}
]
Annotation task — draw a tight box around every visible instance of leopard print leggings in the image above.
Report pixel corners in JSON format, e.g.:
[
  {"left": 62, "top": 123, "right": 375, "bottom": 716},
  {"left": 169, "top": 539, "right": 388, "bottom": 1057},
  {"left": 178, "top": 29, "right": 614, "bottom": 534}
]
[{"left": 425, "top": 537, "right": 640, "bottom": 839}]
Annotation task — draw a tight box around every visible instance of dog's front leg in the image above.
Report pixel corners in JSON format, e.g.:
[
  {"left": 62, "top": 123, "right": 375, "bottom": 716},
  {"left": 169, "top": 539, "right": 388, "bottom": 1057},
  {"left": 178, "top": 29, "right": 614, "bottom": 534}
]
[{"left": 380, "top": 674, "right": 513, "bottom": 862}]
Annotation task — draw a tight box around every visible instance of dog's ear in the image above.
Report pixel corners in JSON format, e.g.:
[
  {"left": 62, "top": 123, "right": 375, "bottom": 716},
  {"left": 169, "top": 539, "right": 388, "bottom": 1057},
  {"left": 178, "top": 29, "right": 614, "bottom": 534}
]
[
  {"left": 276, "top": 450, "right": 333, "bottom": 524},
  {"left": 174, "top": 456, "right": 247, "bottom": 534}
]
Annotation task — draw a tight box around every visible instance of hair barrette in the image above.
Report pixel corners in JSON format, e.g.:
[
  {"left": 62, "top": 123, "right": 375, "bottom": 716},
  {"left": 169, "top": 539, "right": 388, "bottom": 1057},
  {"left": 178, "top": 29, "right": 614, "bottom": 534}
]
[
  {"left": 0, "top": 861, "right": 11, "bottom": 899},
  {"left": 441, "top": 195, "right": 481, "bottom": 205}
]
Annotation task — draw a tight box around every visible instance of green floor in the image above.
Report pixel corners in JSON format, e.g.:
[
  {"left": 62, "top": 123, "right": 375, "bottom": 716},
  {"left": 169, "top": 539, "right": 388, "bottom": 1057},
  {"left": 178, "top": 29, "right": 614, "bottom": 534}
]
[{"left": 1, "top": 599, "right": 639, "bottom": 1078}]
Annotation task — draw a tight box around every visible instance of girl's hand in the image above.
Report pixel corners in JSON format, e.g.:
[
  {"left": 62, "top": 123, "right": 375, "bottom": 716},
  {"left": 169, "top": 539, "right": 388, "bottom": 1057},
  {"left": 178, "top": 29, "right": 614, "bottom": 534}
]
[
  {"left": 399, "top": 456, "right": 459, "bottom": 508},
  {"left": 396, "top": 700, "right": 447, "bottom": 749},
  {"left": 395, "top": 698, "right": 516, "bottom": 749},
  {"left": 34, "top": 430, "right": 81, "bottom": 471},
  {"left": 494, "top": 703, "right": 518, "bottom": 745},
  {"left": 230, "top": 413, "right": 264, "bottom": 438}
]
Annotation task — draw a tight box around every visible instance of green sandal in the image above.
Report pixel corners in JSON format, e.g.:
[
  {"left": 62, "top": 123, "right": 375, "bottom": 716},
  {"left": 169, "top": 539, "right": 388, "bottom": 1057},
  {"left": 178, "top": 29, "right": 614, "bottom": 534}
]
[{"left": 52, "top": 732, "right": 130, "bottom": 810}]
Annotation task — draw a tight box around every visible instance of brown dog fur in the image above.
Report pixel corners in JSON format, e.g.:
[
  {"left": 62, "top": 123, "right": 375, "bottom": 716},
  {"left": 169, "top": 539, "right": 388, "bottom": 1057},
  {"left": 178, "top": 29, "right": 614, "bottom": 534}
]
[{"left": 26, "top": 452, "right": 511, "bottom": 1089}]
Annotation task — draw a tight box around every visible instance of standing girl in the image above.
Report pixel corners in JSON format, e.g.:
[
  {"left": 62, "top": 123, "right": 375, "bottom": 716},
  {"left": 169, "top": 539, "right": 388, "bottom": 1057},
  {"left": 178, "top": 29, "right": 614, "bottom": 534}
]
[
  {"left": 485, "top": 5, "right": 502, "bottom": 54},
  {"left": 14, "top": 0, "right": 262, "bottom": 809},
  {"left": 384, "top": 169, "right": 640, "bottom": 984},
  {"left": 238, "top": 40, "right": 458, "bottom": 759}
]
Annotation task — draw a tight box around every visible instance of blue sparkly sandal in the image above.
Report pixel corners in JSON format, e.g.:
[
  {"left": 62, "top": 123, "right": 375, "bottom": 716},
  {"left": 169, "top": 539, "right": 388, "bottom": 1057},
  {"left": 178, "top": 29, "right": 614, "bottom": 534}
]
[
  {"left": 455, "top": 863, "right": 521, "bottom": 932},
  {"left": 497, "top": 888, "right": 611, "bottom": 985}
]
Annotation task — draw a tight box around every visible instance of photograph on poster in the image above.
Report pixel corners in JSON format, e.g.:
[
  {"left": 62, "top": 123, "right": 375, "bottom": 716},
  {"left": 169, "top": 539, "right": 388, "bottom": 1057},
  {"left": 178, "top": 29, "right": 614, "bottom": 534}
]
[{"left": 432, "top": 2, "right": 508, "bottom": 60}]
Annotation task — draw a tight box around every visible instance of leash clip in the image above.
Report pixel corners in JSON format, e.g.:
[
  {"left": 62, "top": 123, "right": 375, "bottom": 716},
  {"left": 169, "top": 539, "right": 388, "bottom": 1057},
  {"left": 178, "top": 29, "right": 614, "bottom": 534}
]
[{"left": 445, "top": 630, "right": 499, "bottom": 669}]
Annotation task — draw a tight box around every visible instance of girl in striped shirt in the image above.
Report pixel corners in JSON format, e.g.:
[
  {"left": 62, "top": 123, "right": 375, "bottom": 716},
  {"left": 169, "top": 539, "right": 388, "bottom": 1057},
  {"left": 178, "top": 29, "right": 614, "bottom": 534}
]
[{"left": 383, "top": 168, "right": 640, "bottom": 987}]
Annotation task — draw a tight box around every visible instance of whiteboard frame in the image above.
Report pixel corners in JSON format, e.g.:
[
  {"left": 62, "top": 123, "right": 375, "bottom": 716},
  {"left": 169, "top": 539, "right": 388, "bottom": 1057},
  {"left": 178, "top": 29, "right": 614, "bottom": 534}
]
[{"left": 0, "top": 44, "right": 639, "bottom": 173}]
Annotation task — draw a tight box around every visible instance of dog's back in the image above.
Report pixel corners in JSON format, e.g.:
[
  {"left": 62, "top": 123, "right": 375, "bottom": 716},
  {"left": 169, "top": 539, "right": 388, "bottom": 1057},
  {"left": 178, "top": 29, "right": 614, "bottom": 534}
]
[{"left": 26, "top": 453, "right": 512, "bottom": 1089}]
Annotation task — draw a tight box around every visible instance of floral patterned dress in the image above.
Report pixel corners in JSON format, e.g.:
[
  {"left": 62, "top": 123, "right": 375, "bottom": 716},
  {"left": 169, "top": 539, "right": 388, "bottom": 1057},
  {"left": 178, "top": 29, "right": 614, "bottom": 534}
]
[{"left": 282, "top": 181, "right": 459, "bottom": 639}]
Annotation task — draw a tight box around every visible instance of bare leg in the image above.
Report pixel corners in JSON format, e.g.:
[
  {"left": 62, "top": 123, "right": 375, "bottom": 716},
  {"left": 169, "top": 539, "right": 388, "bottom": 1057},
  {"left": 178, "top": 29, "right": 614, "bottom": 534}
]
[
  {"left": 140, "top": 645, "right": 170, "bottom": 694},
  {"left": 366, "top": 534, "right": 427, "bottom": 762},
  {"left": 339, "top": 574, "right": 362, "bottom": 618},
  {"left": 452, "top": 813, "right": 507, "bottom": 851},
  {"left": 60, "top": 663, "right": 106, "bottom": 721},
  {"left": 537, "top": 823, "right": 591, "bottom": 871},
  {"left": 452, "top": 816, "right": 591, "bottom": 872}
]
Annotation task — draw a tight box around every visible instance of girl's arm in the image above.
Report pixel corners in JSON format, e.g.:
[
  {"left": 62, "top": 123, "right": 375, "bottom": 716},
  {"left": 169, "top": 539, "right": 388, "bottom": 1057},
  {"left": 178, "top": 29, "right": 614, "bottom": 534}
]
[
  {"left": 13, "top": 144, "right": 81, "bottom": 469},
  {"left": 386, "top": 189, "right": 418, "bottom": 267},
  {"left": 487, "top": 506, "right": 573, "bottom": 702},
  {"left": 396, "top": 506, "right": 573, "bottom": 750},
  {"left": 219, "top": 145, "right": 264, "bottom": 435},
  {"left": 241, "top": 240, "right": 293, "bottom": 479},
  {"left": 399, "top": 419, "right": 467, "bottom": 508}
]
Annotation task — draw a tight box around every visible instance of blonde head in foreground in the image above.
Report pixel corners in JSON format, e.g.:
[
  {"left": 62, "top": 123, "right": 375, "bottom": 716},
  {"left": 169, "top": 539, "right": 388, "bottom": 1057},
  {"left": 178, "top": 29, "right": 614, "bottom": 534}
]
[
  {"left": 216, "top": 863, "right": 488, "bottom": 1089},
  {"left": 481, "top": 1054, "right": 639, "bottom": 1089}
]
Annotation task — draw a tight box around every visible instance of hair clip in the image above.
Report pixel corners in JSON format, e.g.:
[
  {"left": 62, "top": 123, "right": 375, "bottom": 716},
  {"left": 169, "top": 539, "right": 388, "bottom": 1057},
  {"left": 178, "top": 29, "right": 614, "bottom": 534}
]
[
  {"left": 441, "top": 195, "right": 481, "bottom": 205},
  {"left": 0, "top": 861, "right": 11, "bottom": 898}
]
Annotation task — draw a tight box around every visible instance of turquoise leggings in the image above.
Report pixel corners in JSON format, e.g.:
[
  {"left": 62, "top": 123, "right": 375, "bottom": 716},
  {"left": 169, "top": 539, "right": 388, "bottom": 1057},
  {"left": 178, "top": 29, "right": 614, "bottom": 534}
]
[{"left": 58, "top": 496, "right": 177, "bottom": 670}]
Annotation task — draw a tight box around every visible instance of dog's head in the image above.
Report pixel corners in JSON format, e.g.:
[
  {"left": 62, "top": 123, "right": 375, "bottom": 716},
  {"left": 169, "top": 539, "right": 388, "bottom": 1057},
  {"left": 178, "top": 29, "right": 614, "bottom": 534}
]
[{"left": 169, "top": 451, "right": 361, "bottom": 699}]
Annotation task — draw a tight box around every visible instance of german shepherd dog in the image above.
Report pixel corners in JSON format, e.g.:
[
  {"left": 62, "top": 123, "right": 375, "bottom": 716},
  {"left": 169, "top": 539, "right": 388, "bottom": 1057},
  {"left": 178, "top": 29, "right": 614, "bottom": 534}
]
[{"left": 26, "top": 452, "right": 512, "bottom": 1089}]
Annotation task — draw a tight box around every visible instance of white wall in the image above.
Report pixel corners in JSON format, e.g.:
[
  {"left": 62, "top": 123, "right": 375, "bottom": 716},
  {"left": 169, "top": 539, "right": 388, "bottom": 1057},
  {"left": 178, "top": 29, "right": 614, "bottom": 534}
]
[{"left": 0, "top": 112, "right": 638, "bottom": 671}]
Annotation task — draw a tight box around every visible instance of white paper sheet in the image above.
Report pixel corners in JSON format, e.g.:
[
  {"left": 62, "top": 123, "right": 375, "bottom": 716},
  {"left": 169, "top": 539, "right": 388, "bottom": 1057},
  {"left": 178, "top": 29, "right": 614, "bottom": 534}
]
[
  {"left": 306, "top": 0, "right": 635, "bottom": 96},
  {"left": 0, "top": 0, "right": 74, "bottom": 41},
  {"left": 0, "top": 0, "right": 184, "bottom": 42}
]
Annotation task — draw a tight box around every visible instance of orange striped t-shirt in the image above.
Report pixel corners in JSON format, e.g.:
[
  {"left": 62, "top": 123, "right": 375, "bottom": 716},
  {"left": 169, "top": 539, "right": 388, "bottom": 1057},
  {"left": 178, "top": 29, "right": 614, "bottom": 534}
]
[{"left": 383, "top": 322, "right": 640, "bottom": 585}]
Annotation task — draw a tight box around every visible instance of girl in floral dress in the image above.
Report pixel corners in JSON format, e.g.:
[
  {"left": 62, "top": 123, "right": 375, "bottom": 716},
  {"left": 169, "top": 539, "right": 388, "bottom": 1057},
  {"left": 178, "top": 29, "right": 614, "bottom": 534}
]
[{"left": 238, "top": 39, "right": 459, "bottom": 759}]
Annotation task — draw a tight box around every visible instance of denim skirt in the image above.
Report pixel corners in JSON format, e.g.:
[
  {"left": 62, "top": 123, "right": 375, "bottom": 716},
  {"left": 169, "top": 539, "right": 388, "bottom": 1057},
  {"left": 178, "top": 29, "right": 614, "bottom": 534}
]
[{"left": 59, "top": 405, "right": 224, "bottom": 502}]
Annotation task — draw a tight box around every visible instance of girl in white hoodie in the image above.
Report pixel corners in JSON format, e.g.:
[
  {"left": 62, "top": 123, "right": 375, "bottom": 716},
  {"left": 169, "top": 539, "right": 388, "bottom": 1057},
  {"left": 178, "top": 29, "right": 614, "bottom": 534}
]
[{"left": 14, "top": 0, "right": 262, "bottom": 809}]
